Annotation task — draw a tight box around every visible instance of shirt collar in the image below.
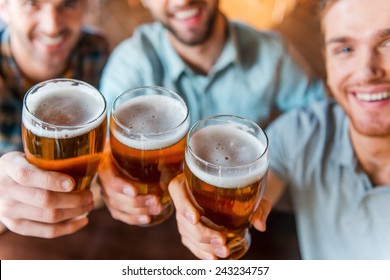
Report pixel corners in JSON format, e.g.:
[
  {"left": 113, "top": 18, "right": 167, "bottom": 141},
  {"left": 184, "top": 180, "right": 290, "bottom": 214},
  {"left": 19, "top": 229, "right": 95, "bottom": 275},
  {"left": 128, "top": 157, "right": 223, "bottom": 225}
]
[
  {"left": 1, "top": 28, "right": 74, "bottom": 97},
  {"left": 332, "top": 108, "right": 357, "bottom": 167},
  {"left": 1, "top": 28, "right": 29, "bottom": 99},
  {"left": 209, "top": 21, "right": 240, "bottom": 75},
  {"left": 161, "top": 20, "right": 240, "bottom": 81},
  {"left": 161, "top": 27, "right": 187, "bottom": 81}
]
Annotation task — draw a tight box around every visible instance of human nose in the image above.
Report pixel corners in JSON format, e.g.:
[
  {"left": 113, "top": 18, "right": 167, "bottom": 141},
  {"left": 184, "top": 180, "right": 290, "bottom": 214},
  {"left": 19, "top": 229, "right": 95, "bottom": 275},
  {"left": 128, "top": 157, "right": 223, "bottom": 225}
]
[
  {"left": 39, "top": 6, "right": 62, "bottom": 35},
  {"left": 355, "top": 48, "right": 385, "bottom": 83}
]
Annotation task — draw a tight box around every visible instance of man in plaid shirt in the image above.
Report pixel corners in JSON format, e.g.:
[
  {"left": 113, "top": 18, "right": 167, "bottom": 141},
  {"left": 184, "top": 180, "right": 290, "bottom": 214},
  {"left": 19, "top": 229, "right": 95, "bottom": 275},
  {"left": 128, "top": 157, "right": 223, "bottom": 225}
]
[{"left": 0, "top": 0, "right": 108, "bottom": 237}]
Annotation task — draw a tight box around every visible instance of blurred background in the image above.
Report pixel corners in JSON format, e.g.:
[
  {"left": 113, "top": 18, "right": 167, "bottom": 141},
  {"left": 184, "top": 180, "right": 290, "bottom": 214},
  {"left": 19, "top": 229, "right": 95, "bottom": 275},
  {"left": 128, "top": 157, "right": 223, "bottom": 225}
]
[
  {"left": 84, "top": 0, "right": 324, "bottom": 79},
  {"left": 0, "top": 0, "right": 324, "bottom": 78}
]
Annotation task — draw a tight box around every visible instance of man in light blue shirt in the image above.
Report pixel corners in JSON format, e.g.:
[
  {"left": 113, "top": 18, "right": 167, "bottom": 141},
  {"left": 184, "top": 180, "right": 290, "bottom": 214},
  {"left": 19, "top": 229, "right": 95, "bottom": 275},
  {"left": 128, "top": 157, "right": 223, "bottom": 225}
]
[
  {"left": 267, "top": 100, "right": 390, "bottom": 259},
  {"left": 98, "top": 0, "right": 325, "bottom": 226},
  {"left": 169, "top": 0, "right": 390, "bottom": 259},
  {"left": 100, "top": 3, "right": 324, "bottom": 126}
]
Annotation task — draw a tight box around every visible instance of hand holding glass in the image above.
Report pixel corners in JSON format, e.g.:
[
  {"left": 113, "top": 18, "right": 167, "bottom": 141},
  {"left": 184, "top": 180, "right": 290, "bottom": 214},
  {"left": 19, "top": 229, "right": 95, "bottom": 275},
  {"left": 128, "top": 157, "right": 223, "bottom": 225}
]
[
  {"left": 22, "top": 78, "right": 107, "bottom": 192},
  {"left": 109, "top": 86, "right": 190, "bottom": 226},
  {"left": 184, "top": 115, "right": 269, "bottom": 259}
]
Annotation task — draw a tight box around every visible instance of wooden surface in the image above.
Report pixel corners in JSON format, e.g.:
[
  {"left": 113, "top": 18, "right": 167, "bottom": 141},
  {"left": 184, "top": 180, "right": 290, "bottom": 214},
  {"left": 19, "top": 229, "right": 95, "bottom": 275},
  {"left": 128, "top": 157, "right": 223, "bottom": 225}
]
[{"left": 0, "top": 207, "right": 300, "bottom": 260}]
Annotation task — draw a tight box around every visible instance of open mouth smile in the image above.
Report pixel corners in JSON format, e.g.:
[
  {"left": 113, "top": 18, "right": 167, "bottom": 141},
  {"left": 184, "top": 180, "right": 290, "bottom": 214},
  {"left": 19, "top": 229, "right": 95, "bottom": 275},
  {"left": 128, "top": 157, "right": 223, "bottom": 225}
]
[
  {"left": 173, "top": 8, "right": 201, "bottom": 20},
  {"left": 355, "top": 91, "right": 390, "bottom": 102}
]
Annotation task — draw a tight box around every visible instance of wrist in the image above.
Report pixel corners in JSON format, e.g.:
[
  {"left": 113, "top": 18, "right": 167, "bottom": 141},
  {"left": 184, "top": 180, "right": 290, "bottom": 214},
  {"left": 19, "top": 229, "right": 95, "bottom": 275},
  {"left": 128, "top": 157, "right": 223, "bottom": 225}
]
[{"left": 91, "top": 174, "right": 105, "bottom": 209}]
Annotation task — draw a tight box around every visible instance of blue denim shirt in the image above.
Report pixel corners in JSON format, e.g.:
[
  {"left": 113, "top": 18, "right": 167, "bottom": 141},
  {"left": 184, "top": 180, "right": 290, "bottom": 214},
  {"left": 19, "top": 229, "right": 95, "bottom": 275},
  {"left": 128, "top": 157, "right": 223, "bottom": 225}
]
[{"left": 100, "top": 21, "right": 325, "bottom": 126}]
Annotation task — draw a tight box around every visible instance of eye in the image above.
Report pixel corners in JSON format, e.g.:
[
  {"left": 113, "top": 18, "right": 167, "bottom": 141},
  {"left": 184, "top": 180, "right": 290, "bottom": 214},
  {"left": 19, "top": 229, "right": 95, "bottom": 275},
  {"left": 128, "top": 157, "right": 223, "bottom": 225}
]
[
  {"left": 381, "top": 38, "right": 390, "bottom": 47},
  {"left": 329, "top": 44, "right": 354, "bottom": 57},
  {"left": 23, "top": 0, "right": 39, "bottom": 8},
  {"left": 61, "top": 0, "right": 80, "bottom": 9},
  {"left": 337, "top": 46, "right": 353, "bottom": 54}
]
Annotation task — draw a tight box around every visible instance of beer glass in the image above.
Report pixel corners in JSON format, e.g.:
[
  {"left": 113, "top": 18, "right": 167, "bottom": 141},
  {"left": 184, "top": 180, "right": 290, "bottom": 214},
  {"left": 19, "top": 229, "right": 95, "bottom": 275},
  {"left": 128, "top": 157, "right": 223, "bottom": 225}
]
[
  {"left": 110, "top": 86, "right": 190, "bottom": 226},
  {"left": 184, "top": 115, "right": 269, "bottom": 259},
  {"left": 22, "top": 78, "right": 107, "bottom": 192}
]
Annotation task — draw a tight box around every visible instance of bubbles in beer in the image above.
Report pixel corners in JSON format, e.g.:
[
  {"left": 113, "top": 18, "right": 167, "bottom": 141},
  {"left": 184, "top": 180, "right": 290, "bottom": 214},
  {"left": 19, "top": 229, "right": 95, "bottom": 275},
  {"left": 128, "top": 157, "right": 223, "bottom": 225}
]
[
  {"left": 34, "top": 93, "right": 94, "bottom": 126},
  {"left": 23, "top": 84, "right": 106, "bottom": 139},
  {"left": 191, "top": 125, "right": 264, "bottom": 166},
  {"left": 186, "top": 125, "right": 268, "bottom": 189},
  {"left": 112, "top": 94, "right": 189, "bottom": 150}
]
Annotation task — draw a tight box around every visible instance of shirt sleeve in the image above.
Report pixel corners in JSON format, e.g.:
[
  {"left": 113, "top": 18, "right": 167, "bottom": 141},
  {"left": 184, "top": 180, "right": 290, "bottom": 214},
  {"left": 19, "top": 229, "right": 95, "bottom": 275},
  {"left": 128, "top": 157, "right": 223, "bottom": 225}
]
[
  {"left": 265, "top": 101, "right": 326, "bottom": 191},
  {"left": 274, "top": 37, "right": 326, "bottom": 112},
  {"left": 266, "top": 114, "right": 292, "bottom": 186},
  {"left": 99, "top": 38, "right": 145, "bottom": 113}
]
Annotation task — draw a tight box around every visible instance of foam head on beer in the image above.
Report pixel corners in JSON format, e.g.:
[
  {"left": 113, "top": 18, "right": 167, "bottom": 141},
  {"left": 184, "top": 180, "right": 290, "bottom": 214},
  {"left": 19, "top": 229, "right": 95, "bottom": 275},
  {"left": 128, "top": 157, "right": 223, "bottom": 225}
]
[
  {"left": 109, "top": 86, "right": 189, "bottom": 225},
  {"left": 23, "top": 80, "right": 106, "bottom": 138},
  {"left": 22, "top": 79, "right": 107, "bottom": 192},
  {"left": 112, "top": 94, "right": 189, "bottom": 150},
  {"left": 186, "top": 124, "right": 268, "bottom": 189},
  {"left": 184, "top": 115, "right": 268, "bottom": 259}
]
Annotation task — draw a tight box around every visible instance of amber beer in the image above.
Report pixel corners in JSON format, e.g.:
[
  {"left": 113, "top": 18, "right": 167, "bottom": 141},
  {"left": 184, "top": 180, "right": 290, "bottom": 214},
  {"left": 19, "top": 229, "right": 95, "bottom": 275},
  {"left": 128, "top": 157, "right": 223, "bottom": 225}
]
[
  {"left": 22, "top": 79, "right": 107, "bottom": 192},
  {"left": 110, "top": 86, "right": 189, "bottom": 226},
  {"left": 185, "top": 115, "right": 269, "bottom": 260}
]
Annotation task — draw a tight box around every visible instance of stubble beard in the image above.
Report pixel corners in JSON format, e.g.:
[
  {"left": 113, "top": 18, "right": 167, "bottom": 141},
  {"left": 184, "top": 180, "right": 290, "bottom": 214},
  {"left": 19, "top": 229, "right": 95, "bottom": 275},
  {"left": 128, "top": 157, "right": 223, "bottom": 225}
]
[{"left": 164, "top": 9, "right": 218, "bottom": 46}]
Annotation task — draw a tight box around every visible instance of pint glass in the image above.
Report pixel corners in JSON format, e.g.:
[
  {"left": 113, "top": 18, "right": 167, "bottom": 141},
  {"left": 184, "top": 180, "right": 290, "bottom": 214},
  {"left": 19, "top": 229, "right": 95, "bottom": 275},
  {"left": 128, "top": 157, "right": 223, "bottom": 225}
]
[
  {"left": 110, "top": 86, "right": 190, "bottom": 226},
  {"left": 185, "top": 115, "right": 269, "bottom": 259},
  {"left": 22, "top": 79, "right": 107, "bottom": 192}
]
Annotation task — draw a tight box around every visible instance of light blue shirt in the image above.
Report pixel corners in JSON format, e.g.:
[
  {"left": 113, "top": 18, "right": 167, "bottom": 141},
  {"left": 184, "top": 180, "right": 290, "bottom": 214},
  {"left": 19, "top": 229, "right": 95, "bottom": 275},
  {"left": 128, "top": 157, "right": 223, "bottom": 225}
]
[
  {"left": 100, "top": 21, "right": 325, "bottom": 126},
  {"left": 267, "top": 100, "right": 390, "bottom": 259}
]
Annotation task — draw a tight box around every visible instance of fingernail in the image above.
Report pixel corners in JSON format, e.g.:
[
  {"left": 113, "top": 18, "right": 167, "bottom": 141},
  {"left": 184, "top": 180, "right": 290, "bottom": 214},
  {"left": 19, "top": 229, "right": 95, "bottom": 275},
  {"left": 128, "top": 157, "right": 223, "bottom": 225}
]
[
  {"left": 80, "top": 212, "right": 89, "bottom": 218},
  {"left": 145, "top": 198, "right": 157, "bottom": 207},
  {"left": 185, "top": 211, "right": 196, "bottom": 224},
  {"left": 61, "top": 179, "right": 73, "bottom": 191},
  {"left": 149, "top": 206, "right": 160, "bottom": 215},
  {"left": 214, "top": 247, "right": 227, "bottom": 258},
  {"left": 123, "top": 187, "right": 136, "bottom": 197},
  {"left": 138, "top": 215, "right": 150, "bottom": 224},
  {"left": 210, "top": 237, "right": 223, "bottom": 245}
]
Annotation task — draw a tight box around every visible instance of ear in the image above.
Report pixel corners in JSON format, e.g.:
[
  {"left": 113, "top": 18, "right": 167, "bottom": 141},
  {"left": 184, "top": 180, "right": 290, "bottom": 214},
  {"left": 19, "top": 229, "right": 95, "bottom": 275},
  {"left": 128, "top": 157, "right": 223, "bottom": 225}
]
[{"left": 0, "top": 0, "right": 10, "bottom": 24}]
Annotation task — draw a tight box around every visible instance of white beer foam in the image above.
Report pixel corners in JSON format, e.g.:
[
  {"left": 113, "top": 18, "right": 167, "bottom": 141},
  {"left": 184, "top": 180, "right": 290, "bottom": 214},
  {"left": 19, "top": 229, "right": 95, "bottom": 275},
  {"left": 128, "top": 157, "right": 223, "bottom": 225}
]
[
  {"left": 23, "top": 84, "right": 106, "bottom": 139},
  {"left": 111, "top": 95, "right": 189, "bottom": 150},
  {"left": 186, "top": 125, "right": 268, "bottom": 189}
]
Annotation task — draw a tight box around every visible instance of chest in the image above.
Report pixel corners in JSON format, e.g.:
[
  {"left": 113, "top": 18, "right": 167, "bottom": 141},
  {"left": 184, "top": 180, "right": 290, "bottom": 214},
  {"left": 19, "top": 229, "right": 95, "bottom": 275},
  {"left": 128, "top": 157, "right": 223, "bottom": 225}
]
[{"left": 172, "top": 69, "right": 276, "bottom": 124}]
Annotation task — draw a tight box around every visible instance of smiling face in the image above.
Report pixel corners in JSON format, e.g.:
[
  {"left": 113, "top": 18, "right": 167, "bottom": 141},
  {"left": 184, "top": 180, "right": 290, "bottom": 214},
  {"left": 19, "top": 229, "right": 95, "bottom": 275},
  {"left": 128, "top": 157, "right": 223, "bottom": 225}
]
[
  {"left": 142, "top": 0, "right": 220, "bottom": 46},
  {"left": 0, "top": 0, "right": 86, "bottom": 79},
  {"left": 323, "top": 0, "right": 390, "bottom": 137}
]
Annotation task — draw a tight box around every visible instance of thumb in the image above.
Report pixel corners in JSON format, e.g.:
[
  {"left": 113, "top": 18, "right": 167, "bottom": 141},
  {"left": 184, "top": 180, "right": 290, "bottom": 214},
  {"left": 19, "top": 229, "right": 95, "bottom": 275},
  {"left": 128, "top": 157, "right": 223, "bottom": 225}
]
[
  {"left": 0, "top": 151, "right": 74, "bottom": 192},
  {"left": 250, "top": 196, "right": 272, "bottom": 232},
  {"left": 168, "top": 173, "right": 201, "bottom": 225}
]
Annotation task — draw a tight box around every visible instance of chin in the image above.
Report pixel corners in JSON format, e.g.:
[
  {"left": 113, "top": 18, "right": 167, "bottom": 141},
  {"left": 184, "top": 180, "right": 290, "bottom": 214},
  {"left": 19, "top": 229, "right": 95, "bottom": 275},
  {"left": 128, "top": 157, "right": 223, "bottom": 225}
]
[
  {"left": 353, "top": 122, "right": 390, "bottom": 137},
  {"left": 45, "top": 52, "right": 70, "bottom": 65}
]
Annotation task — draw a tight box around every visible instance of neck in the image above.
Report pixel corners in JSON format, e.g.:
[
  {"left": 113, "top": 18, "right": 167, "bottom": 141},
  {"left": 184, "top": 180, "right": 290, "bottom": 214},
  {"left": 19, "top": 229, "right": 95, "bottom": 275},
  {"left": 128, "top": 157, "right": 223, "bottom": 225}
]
[
  {"left": 169, "top": 12, "right": 227, "bottom": 75},
  {"left": 350, "top": 127, "right": 390, "bottom": 185}
]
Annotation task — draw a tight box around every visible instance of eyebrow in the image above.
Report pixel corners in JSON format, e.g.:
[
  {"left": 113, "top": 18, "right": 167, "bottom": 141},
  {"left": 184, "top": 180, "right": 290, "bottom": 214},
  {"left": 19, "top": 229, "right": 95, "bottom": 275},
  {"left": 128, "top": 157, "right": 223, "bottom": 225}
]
[
  {"left": 326, "top": 29, "right": 390, "bottom": 45},
  {"left": 378, "top": 29, "right": 390, "bottom": 37},
  {"left": 326, "top": 37, "right": 349, "bottom": 45}
]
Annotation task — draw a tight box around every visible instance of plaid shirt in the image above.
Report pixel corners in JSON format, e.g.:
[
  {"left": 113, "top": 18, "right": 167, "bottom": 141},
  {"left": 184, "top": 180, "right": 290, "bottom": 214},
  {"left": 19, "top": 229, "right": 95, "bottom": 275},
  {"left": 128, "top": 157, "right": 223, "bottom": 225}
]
[{"left": 0, "top": 27, "right": 109, "bottom": 155}]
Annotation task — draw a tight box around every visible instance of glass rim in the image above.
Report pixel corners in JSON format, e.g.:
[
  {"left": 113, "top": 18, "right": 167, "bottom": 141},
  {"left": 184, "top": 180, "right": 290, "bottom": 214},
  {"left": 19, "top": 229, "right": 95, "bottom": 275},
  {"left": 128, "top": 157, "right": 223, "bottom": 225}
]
[
  {"left": 186, "top": 114, "right": 269, "bottom": 171},
  {"left": 111, "top": 85, "right": 190, "bottom": 137},
  {"left": 23, "top": 78, "right": 107, "bottom": 131}
]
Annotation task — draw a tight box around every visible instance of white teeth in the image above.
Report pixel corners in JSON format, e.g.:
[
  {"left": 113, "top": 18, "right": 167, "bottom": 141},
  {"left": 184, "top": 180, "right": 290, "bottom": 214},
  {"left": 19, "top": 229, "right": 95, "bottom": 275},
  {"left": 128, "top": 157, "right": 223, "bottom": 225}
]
[
  {"left": 356, "top": 92, "right": 390, "bottom": 102},
  {"left": 174, "top": 9, "right": 199, "bottom": 20},
  {"left": 40, "top": 36, "right": 63, "bottom": 46}
]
